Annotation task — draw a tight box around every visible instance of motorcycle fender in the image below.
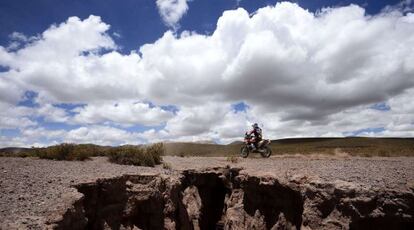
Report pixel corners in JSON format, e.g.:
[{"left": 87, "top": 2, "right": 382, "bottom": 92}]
[
  {"left": 258, "top": 140, "right": 265, "bottom": 148},
  {"left": 258, "top": 139, "right": 270, "bottom": 148}
]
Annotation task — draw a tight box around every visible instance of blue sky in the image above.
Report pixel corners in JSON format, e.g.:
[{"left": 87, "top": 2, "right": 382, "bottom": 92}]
[
  {"left": 0, "top": 0, "right": 403, "bottom": 51},
  {"left": 0, "top": 0, "right": 413, "bottom": 146}
]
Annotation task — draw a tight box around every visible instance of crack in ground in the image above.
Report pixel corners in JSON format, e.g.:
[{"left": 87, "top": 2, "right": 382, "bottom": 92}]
[{"left": 53, "top": 167, "right": 414, "bottom": 230}]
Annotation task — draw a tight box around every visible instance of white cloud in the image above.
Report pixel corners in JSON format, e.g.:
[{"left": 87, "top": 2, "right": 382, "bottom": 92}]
[
  {"left": 164, "top": 103, "right": 229, "bottom": 136},
  {"left": 21, "top": 127, "right": 65, "bottom": 141},
  {"left": 1, "top": 16, "right": 146, "bottom": 104},
  {"left": 0, "top": 73, "right": 22, "bottom": 104},
  {"left": 6, "top": 32, "right": 39, "bottom": 51},
  {"left": 140, "top": 3, "right": 414, "bottom": 119},
  {"left": 1, "top": 2, "right": 414, "bottom": 146},
  {"left": 9, "top": 16, "right": 115, "bottom": 67},
  {"left": 36, "top": 104, "right": 70, "bottom": 123},
  {"left": 147, "top": 103, "right": 253, "bottom": 143},
  {"left": 0, "top": 116, "right": 35, "bottom": 130},
  {"left": 382, "top": 0, "right": 414, "bottom": 13},
  {"left": 0, "top": 102, "right": 36, "bottom": 129},
  {"left": 156, "top": 0, "right": 191, "bottom": 28},
  {"left": 72, "top": 100, "right": 174, "bottom": 126},
  {"left": 65, "top": 125, "right": 142, "bottom": 145},
  {"left": 3, "top": 125, "right": 143, "bottom": 147}
]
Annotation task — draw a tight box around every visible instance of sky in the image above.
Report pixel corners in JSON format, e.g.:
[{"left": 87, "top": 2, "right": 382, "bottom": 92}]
[{"left": 0, "top": 0, "right": 413, "bottom": 147}]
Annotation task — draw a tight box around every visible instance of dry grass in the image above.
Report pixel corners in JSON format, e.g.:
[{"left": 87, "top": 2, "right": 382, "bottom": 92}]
[
  {"left": 36, "top": 144, "right": 91, "bottom": 161},
  {"left": 226, "top": 156, "right": 239, "bottom": 163},
  {"left": 108, "top": 143, "right": 164, "bottom": 167},
  {"left": 0, "top": 143, "right": 165, "bottom": 166},
  {"left": 0, "top": 144, "right": 109, "bottom": 161},
  {"left": 163, "top": 137, "right": 414, "bottom": 157},
  {"left": 164, "top": 142, "right": 240, "bottom": 157},
  {"left": 269, "top": 138, "right": 414, "bottom": 157},
  {"left": 1, "top": 138, "right": 413, "bottom": 160}
]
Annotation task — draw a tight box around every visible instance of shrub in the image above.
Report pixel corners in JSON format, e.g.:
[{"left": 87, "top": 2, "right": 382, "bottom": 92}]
[
  {"left": 71, "top": 146, "right": 92, "bottom": 161},
  {"left": 16, "top": 151, "right": 36, "bottom": 158},
  {"left": 108, "top": 143, "right": 164, "bottom": 167},
  {"left": 37, "top": 143, "right": 90, "bottom": 161},
  {"left": 226, "top": 156, "right": 239, "bottom": 163},
  {"left": 146, "top": 143, "right": 164, "bottom": 164}
]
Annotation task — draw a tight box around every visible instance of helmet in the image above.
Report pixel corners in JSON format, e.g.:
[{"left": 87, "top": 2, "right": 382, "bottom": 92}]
[{"left": 252, "top": 123, "right": 258, "bottom": 128}]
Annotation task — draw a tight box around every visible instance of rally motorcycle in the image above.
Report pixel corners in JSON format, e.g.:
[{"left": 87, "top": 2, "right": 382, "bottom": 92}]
[{"left": 240, "top": 133, "right": 272, "bottom": 158}]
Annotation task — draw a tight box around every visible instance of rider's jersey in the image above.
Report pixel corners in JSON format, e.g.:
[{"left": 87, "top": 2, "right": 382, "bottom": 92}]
[{"left": 248, "top": 127, "right": 262, "bottom": 140}]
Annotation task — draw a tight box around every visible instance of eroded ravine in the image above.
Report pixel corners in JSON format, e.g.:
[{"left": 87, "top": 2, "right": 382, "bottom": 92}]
[{"left": 53, "top": 167, "right": 414, "bottom": 230}]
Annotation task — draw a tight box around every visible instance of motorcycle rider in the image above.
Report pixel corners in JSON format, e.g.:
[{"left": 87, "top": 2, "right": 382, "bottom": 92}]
[{"left": 247, "top": 123, "right": 262, "bottom": 151}]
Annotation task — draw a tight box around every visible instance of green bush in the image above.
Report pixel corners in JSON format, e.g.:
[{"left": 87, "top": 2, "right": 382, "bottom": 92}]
[
  {"left": 3, "top": 143, "right": 162, "bottom": 163},
  {"left": 76, "top": 144, "right": 107, "bottom": 156},
  {"left": 24, "top": 143, "right": 110, "bottom": 161},
  {"left": 108, "top": 143, "right": 164, "bottom": 167},
  {"left": 70, "top": 146, "right": 92, "bottom": 161},
  {"left": 36, "top": 143, "right": 90, "bottom": 161},
  {"left": 145, "top": 143, "right": 164, "bottom": 164},
  {"left": 16, "top": 150, "right": 36, "bottom": 158}
]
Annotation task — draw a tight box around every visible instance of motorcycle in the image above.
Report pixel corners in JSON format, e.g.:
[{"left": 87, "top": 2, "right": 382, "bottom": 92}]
[{"left": 240, "top": 134, "right": 272, "bottom": 158}]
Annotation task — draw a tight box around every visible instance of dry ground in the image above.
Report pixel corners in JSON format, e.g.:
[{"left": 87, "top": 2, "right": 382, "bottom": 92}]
[
  {"left": 1, "top": 155, "right": 413, "bottom": 229},
  {"left": 163, "top": 137, "right": 414, "bottom": 157}
]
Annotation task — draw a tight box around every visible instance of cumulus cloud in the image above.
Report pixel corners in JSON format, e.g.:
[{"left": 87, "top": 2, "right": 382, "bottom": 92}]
[
  {"left": 156, "top": 0, "right": 191, "bottom": 28},
  {"left": 0, "top": 73, "right": 22, "bottom": 104},
  {"left": 72, "top": 100, "right": 174, "bottom": 127},
  {"left": 130, "top": 102, "right": 254, "bottom": 144},
  {"left": 0, "top": 102, "right": 36, "bottom": 129},
  {"left": 144, "top": 3, "right": 414, "bottom": 120},
  {"left": 4, "top": 125, "right": 141, "bottom": 147},
  {"left": 138, "top": 2, "right": 414, "bottom": 141},
  {"left": 1, "top": 2, "right": 414, "bottom": 147},
  {"left": 383, "top": 0, "right": 414, "bottom": 13},
  {"left": 65, "top": 125, "right": 142, "bottom": 146}
]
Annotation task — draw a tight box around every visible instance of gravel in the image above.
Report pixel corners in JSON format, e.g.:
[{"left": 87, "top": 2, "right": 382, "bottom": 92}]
[
  {"left": 165, "top": 155, "right": 414, "bottom": 190},
  {"left": 1, "top": 155, "right": 413, "bottom": 228}
]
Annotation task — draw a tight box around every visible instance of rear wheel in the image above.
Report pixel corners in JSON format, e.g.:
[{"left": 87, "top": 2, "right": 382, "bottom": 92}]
[
  {"left": 240, "top": 146, "right": 250, "bottom": 158},
  {"left": 260, "top": 146, "right": 272, "bottom": 158}
]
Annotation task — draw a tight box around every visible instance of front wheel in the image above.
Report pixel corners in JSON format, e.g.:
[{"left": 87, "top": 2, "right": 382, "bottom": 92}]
[
  {"left": 240, "top": 146, "right": 250, "bottom": 158},
  {"left": 260, "top": 146, "right": 272, "bottom": 158}
]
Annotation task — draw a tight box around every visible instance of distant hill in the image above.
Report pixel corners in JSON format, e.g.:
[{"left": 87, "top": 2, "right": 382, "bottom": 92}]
[
  {"left": 1, "top": 137, "right": 413, "bottom": 158},
  {"left": 228, "top": 141, "right": 244, "bottom": 145},
  {"left": 164, "top": 137, "right": 414, "bottom": 157},
  {"left": 195, "top": 140, "right": 217, "bottom": 144},
  {"left": 164, "top": 142, "right": 237, "bottom": 157},
  {"left": 0, "top": 144, "right": 111, "bottom": 157},
  {"left": 0, "top": 147, "right": 31, "bottom": 156}
]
